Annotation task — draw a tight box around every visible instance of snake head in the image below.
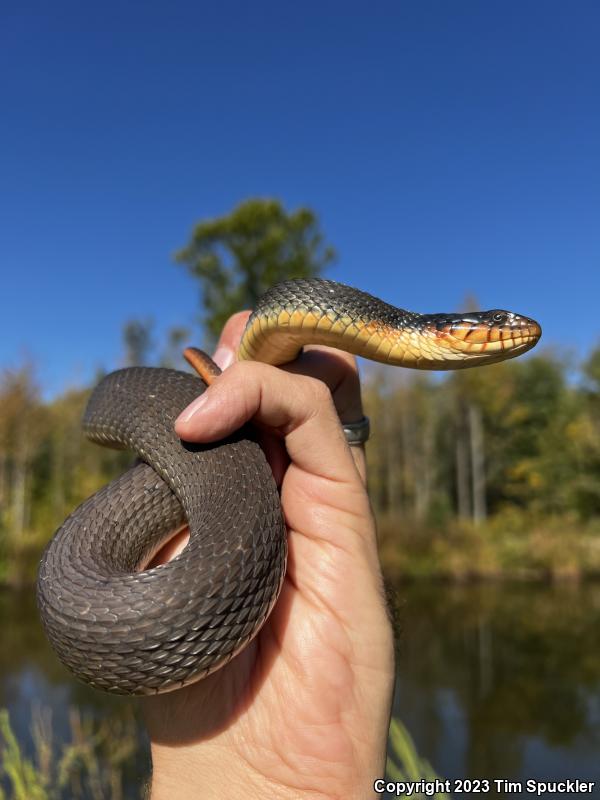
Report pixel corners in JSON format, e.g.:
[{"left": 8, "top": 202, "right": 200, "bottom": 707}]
[{"left": 426, "top": 309, "right": 543, "bottom": 367}]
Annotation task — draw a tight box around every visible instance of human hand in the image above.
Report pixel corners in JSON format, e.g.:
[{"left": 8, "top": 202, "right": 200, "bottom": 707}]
[{"left": 142, "top": 311, "right": 395, "bottom": 800}]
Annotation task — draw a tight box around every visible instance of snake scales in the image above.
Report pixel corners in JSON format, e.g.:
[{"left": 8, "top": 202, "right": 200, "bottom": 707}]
[{"left": 37, "top": 279, "right": 541, "bottom": 694}]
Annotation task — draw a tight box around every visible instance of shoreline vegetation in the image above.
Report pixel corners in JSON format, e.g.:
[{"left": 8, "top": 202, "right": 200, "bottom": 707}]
[
  {"left": 1, "top": 344, "right": 600, "bottom": 587},
  {"left": 0, "top": 707, "right": 447, "bottom": 800},
  {"left": 0, "top": 705, "right": 149, "bottom": 800},
  {"left": 4, "top": 202, "right": 600, "bottom": 587},
  {"left": 378, "top": 512, "right": 600, "bottom": 583}
]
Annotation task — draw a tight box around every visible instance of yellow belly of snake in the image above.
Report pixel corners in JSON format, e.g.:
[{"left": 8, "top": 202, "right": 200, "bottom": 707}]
[{"left": 238, "top": 279, "right": 541, "bottom": 368}]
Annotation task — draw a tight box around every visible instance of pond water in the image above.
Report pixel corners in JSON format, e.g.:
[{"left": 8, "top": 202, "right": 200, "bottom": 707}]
[
  {"left": 1, "top": 582, "right": 599, "bottom": 797},
  {"left": 391, "top": 583, "right": 600, "bottom": 794}
]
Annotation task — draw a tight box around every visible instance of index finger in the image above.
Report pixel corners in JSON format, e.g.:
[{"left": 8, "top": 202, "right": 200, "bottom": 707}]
[{"left": 209, "top": 312, "right": 364, "bottom": 420}]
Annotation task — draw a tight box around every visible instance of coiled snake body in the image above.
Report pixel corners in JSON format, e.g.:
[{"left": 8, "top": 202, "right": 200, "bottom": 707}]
[{"left": 37, "top": 279, "right": 541, "bottom": 694}]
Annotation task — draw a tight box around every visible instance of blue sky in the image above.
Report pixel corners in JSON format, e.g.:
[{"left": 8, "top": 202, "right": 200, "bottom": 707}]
[{"left": 2, "top": 1, "right": 599, "bottom": 396}]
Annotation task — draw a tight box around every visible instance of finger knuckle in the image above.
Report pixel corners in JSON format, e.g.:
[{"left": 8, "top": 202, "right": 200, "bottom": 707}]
[
  {"left": 298, "top": 375, "right": 333, "bottom": 407},
  {"left": 225, "top": 360, "right": 256, "bottom": 382}
]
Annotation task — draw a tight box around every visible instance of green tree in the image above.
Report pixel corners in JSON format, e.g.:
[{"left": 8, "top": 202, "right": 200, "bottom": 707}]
[
  {"left": 583, "top": 344, "right": 600, "bottom": 392},
  {"left": 175, "top": 198, "right": 336, "bottom": 340},
  {"left": 570, "top": 343, "right": 600, "bottom": 517},
  {"left": 0, "top": 365, "right": 43, "bottom": 541},
  {"left": 122, "top": 318, "right": 154, "bottom": 366}
]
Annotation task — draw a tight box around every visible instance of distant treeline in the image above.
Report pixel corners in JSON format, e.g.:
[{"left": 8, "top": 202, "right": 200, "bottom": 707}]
[
  {"left": 364, "top": 345, "right": 600, "bottom": 580},
  {"left": 2, "top": 344, "right": 600, "bottom": 585},
  {"left": 365, "top": 346, "right": 600, "bottom": 524}
]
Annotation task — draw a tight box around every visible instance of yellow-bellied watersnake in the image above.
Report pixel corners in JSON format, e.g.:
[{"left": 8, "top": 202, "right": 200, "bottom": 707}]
[{"left": 37, "top": 279, "right": 541, "bottom": 694}]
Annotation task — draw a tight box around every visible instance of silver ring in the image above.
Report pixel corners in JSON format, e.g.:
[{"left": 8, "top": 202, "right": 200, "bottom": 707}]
[{"left": 342, "top": 416, "right": 370, "bottom": 446}]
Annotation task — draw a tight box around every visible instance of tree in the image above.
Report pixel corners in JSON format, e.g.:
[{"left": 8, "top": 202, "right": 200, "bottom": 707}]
[
  {"left": 570, "top": 344, "right": 600, "bottom": 516},
  {"left": 160, "top": 326, "right": 190, "bottom": 369},
  {"left": 122, "top": 318, "right": 154, "bottom": 366},
  {"left": 0, "top": 365, "right": 43, "bottom": 541},
  {"left": 174, "top": 198, "right": 336, "bottom": 340}
]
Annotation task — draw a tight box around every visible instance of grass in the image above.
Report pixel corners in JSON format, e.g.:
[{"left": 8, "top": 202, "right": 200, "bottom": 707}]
[
  {"left": 386, "top": 718, "right": 450, "bottom": 798},
  {"left": 0, "top": 706, "right": 148, "bottom": 800},
  {"left": 0, "top": 705, "right": 444, "bottom": 800}
]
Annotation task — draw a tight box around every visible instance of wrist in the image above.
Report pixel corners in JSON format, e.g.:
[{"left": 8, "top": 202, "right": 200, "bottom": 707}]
[
  {"left": 148, "top": 741, "right": 281, "bottom": 800},
  {"left": 149, "top": 744, "right": 366, "bottom": 800},
  {"left": 147, "top": 737, "right": 383, "bottom": 800}
]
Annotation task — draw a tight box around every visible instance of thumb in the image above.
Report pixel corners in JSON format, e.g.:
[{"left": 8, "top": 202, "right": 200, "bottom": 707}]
[{"left": 212, "top": 311, "right": 251, "bottom": 370}]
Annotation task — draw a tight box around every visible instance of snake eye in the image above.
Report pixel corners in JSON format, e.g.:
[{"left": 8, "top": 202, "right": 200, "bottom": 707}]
[{"left": 492, "top": 312, "right": 507, "bottom": 323}]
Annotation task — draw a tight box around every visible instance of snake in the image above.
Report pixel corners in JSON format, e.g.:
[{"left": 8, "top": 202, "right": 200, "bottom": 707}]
[{"left": 37, "top": 279, "right": 541, "bottom": 694}]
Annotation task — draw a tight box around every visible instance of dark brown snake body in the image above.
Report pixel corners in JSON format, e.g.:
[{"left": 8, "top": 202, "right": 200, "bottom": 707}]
[{"left": 37, "top": 279, "right": 541, "bottom": 694}]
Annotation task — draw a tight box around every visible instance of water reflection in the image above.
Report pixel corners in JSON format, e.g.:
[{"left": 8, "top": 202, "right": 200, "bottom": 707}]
[
  {"left": 2, "top": 583, "right": 600, "bottom": 791},
  {"left": 0, "top": 589, "right": 147, "bottom": 797},
  {"left": 393, "top": 583, "right": 600, "bottom": 784}
]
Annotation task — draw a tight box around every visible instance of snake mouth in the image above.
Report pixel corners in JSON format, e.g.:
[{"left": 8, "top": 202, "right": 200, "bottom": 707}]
[{"left": 425, "top": 313, "right": 542, "bottom": 365}]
